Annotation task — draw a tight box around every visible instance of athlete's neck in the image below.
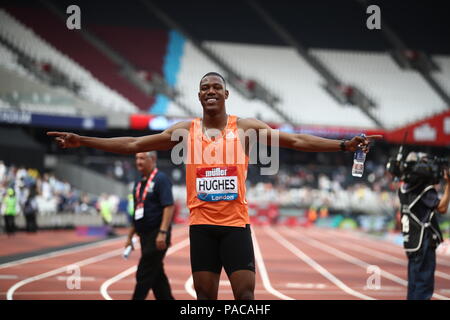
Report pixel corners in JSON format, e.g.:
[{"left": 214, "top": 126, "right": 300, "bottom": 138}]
[{"left": 202, "top": 111, "right": 228, "bottom": 130}]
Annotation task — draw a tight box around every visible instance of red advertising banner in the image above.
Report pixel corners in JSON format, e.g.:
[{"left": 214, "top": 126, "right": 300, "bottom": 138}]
[
  {"left": 385, "top": 110, "right": 450, "bottom": 146},
  {"left": 129, "top": 114, "right": 155, "bottom": 130},
  {"left": 130, "top": 114, "right": 193, "bottom": 131}
]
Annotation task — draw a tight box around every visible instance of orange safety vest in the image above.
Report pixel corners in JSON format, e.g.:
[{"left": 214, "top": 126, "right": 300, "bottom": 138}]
[{"left": 186, "top": 115, "right": 249, "bottom": 227}]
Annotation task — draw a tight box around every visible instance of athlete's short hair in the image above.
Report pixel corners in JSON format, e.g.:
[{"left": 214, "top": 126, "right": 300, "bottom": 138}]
[{"left": 200, "top": 72, "right": 226, "bottom": 88}]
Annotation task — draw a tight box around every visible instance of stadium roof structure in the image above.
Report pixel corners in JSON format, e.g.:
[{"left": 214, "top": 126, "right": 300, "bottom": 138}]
[{"left": 0, "top": 0, "right": 449, "bottom": 132}]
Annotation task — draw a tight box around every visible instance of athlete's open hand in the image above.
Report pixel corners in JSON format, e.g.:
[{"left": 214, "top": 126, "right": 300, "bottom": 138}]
[
  {"left": 47, "top": 131, "right": 82, "bottom": 149},
  {"left": 346, "top": 135, "right": 383, "bottom": 153}
]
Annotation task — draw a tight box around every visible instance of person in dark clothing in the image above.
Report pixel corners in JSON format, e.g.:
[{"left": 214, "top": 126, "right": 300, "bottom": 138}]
[
  {"left": 398, "top": 152, "right": 450, "bottom": 300},
  {"left": 23, "top": 186, "right": 38, "bottom": 233},
  {"left": 125, "top": 151, "right": 175, "bottom": 300}
]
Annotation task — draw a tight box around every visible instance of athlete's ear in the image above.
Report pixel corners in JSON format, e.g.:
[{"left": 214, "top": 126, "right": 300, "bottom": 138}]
[
  {"left": 198, "top": 91, "right": 201, "bottom": 101},
  {"left": 225, "top": 89, "right": 229, "bottom": 100}
]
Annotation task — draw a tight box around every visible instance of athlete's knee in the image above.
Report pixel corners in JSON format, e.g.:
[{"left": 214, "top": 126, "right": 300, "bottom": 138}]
[
  {"left": 234, "top": 288, "right": 254, "bottom": 300},
  {"left": 195, "top": 291, "right": 216, "bottom": 300},
  {"left": 229, "top": 270, "right": 255, "bottom": 300},
  {"left": 193, "top": 272, "right": 219, "bottom": 300},
  {"left": 194, "top": 284, "right": 218, "bottom": 300}
]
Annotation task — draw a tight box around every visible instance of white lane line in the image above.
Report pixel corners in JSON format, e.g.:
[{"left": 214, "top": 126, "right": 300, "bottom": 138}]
[
  {"left": 100, "top": 237, "right": 190, "bottom": 300},
  {"left": 56, "top": 276, "right": 96, "bottom": 282},
  {"left": 185, "top": 278, "right": 253, "bottom": 297},
  {"left": 0, "top": 226, "right": 188, "bottom": 270},
  {"left": 184, "top": 275, "right": 196, "bottom": 299},
  {"left": 286, "top": 282, "right": 327, "bottom": 289},
  {"left": 324, "top": 228, "right": 450, "bottom": 266},
  {"left": 252, "top": 227, "right": 294, "bottom": 300},
  {"left": 100, "top": 228, "right": 187, "bottom": 300},
  {"left": 0, "top": 236, "right": 126, "bottom": 270},
  {"left": 7, "top": 247, "right": 123, "bottom": 300},
  {"left": 281, "top": 227, "right": 450, "bottom": 300},
  {"left": 266, "top": 226, "right": 375, "bottom": 300},
  {"left": 5, "top": 227, "right": 188, "bottom": 300},
  {"left": 307, "top": 228, "right": 450, "bottom": 281},
  {"left": 101, "top": 267, "right": 137, "bottom": 300}
]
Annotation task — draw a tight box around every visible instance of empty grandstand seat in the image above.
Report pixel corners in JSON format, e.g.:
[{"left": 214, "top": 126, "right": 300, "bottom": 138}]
[
  {"left": 0, "top": 8, "right": 142, "bottom": 114},
  {"left": 90, "top": 26, "right": 167, "bottom": 75},
  {"left": 0, "top": 43, "right": 35, "bottom": 80},
  {"left": 433, "top": 55, "right": 450, "bottom": 99},
  {"left": 204, "top": 41, "right": 376, "bottom": 128},
  {"left": 171, "top": 41, "right": 286, "bottom": 122},
  {"left": 313, "top": 49, "right": 447, "bottom": 129}
]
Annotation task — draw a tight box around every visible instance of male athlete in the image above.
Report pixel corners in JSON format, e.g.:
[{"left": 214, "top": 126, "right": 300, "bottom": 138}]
[{"left": 48, "top": 72, "right": 381, "bottom": 300}]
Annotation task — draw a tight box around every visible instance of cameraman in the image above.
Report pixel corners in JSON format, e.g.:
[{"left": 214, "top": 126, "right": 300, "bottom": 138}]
[{"left": 397, "top": 152, "right": 450, "bottom": 300}]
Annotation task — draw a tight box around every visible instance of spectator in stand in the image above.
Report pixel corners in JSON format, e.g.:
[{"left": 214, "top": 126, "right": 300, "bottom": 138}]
[
  {"left": 0, "top": 161, "right": 6, "bottom": 184},
  {"left": 39, "top": 173, "right": 52, "bottom": 201},
  {"left": 2, "top": 188, "right": 18, "bottom": 236},
  {"left": 24, "top": 185, "right": 38, "bottom": 233},
  {"left": 97, "top": 194, "right": 116, "bottom": 236}
]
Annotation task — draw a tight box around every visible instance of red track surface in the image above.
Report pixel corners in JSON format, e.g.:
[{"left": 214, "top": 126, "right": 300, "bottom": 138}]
[
  {"left": 0, "top": 229, "right": 128, "bottom": 257},
  {"left": 1, "top": 225, "right": 449, "bottom": 300}
]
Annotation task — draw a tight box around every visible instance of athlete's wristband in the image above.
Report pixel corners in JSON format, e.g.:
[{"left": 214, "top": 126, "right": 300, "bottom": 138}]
[
  {"left": 158, "top": 230, "right": 168, "bottom": 234},
  {"left": 340, "top": 140, "right": 348, "bottom": 152}
]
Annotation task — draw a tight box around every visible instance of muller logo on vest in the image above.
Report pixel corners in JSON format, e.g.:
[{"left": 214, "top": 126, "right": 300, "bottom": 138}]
[{"left": 196, "top": 166, "right": 238, "bottom": 202}]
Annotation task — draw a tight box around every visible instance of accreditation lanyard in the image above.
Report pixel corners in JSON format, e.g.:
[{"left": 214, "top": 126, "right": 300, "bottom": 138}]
[{"left": 134, "top": 168, "right": 158, "bottom": 220}]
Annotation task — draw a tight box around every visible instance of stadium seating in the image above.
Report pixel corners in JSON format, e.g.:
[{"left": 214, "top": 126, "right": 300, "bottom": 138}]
[
  {"left": 169, "top": 41, "right": 286, "bottom": 122},
  {"left": 0, "top": 61, "right": 103, "bottom": 116},
  {"left": 313, "top": 49, "right": 447, "bottom": 129},
  {"left": 0, "top": 43, "right": 36, "bottom": 81},
  {"left": 203, "top": 41, "right": 377, "bottom": 128},
  {"left": 89, "top": 26, "right": 167, "bottom": 78},
  {"left": 2, "top": 4, "right": 448, "bottom": 129},
  {"left": 0, "top": 8, "right": 140, "bottom": 114},
  {"left": 0, "top": 97, "right": 14, "bottom": 110},
  {"left": 89, "top": 25, "right": 184, "bottom": 115},
  {"left": 203, "top": 41, "right": 450, "bottom": 129},
  {"left": 433, "top": 55, "right": 450, "bottom": 98}
]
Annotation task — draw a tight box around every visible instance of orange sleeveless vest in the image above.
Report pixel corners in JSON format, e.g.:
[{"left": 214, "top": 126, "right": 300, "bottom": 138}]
[{"left": 186, "top": 115, "right": 249, "bottom": 227}]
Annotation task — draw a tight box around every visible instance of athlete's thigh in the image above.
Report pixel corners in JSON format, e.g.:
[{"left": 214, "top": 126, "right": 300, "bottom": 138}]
[
  {"left": 189, "top": 225, "right": 222, "bottom": 274},
  {"left": 192, "top": 271, "right": 221, "bottom": 299},
  {"left": 228, "top": 269, "right": 255, "bottom": 299},
  {"left": 220, "top": 224, "right": 255, "bottom": 277}
]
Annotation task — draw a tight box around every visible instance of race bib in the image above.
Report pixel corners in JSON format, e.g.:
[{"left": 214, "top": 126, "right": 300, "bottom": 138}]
[
  {"left": 196, "top": 166, "right": 238, "bottom": 202},
  {"left": 134, "top": 204, "right": 144, "bottom": 220}
]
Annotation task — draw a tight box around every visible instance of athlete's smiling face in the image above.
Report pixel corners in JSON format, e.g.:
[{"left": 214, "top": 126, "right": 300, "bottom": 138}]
[{"left": 198, "top": 75, "right": 229, "bottom": 114}]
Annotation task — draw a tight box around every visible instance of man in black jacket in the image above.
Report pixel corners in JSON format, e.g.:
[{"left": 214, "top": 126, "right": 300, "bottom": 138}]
[{"left": 125, "top": 151, "right": 175, "bottom": 300}]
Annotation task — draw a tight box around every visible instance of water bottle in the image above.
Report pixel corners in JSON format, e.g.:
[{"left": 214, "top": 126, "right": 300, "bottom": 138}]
[
  {"left": 123, "top": 238, "right": 136, "bottom": 259},
  {"left": 352, "top": 133, "right": 366, "bottom": 177},
  {"left": 123, "top": 245, "right": 133, "bottom": 259}
]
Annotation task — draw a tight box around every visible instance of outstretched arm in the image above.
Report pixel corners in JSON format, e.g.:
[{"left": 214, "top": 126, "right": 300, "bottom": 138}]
[
  {"left": 238, "top": 118, "right": 382, "bottom": 152},
  {"left": 47, "top": 121, "right": 191, "bottom": 154}
]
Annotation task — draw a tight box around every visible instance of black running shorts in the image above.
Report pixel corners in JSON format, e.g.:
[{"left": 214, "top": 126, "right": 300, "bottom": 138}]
[{"left": 189, "top": 224, "right": 256, "bottom": 276}]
